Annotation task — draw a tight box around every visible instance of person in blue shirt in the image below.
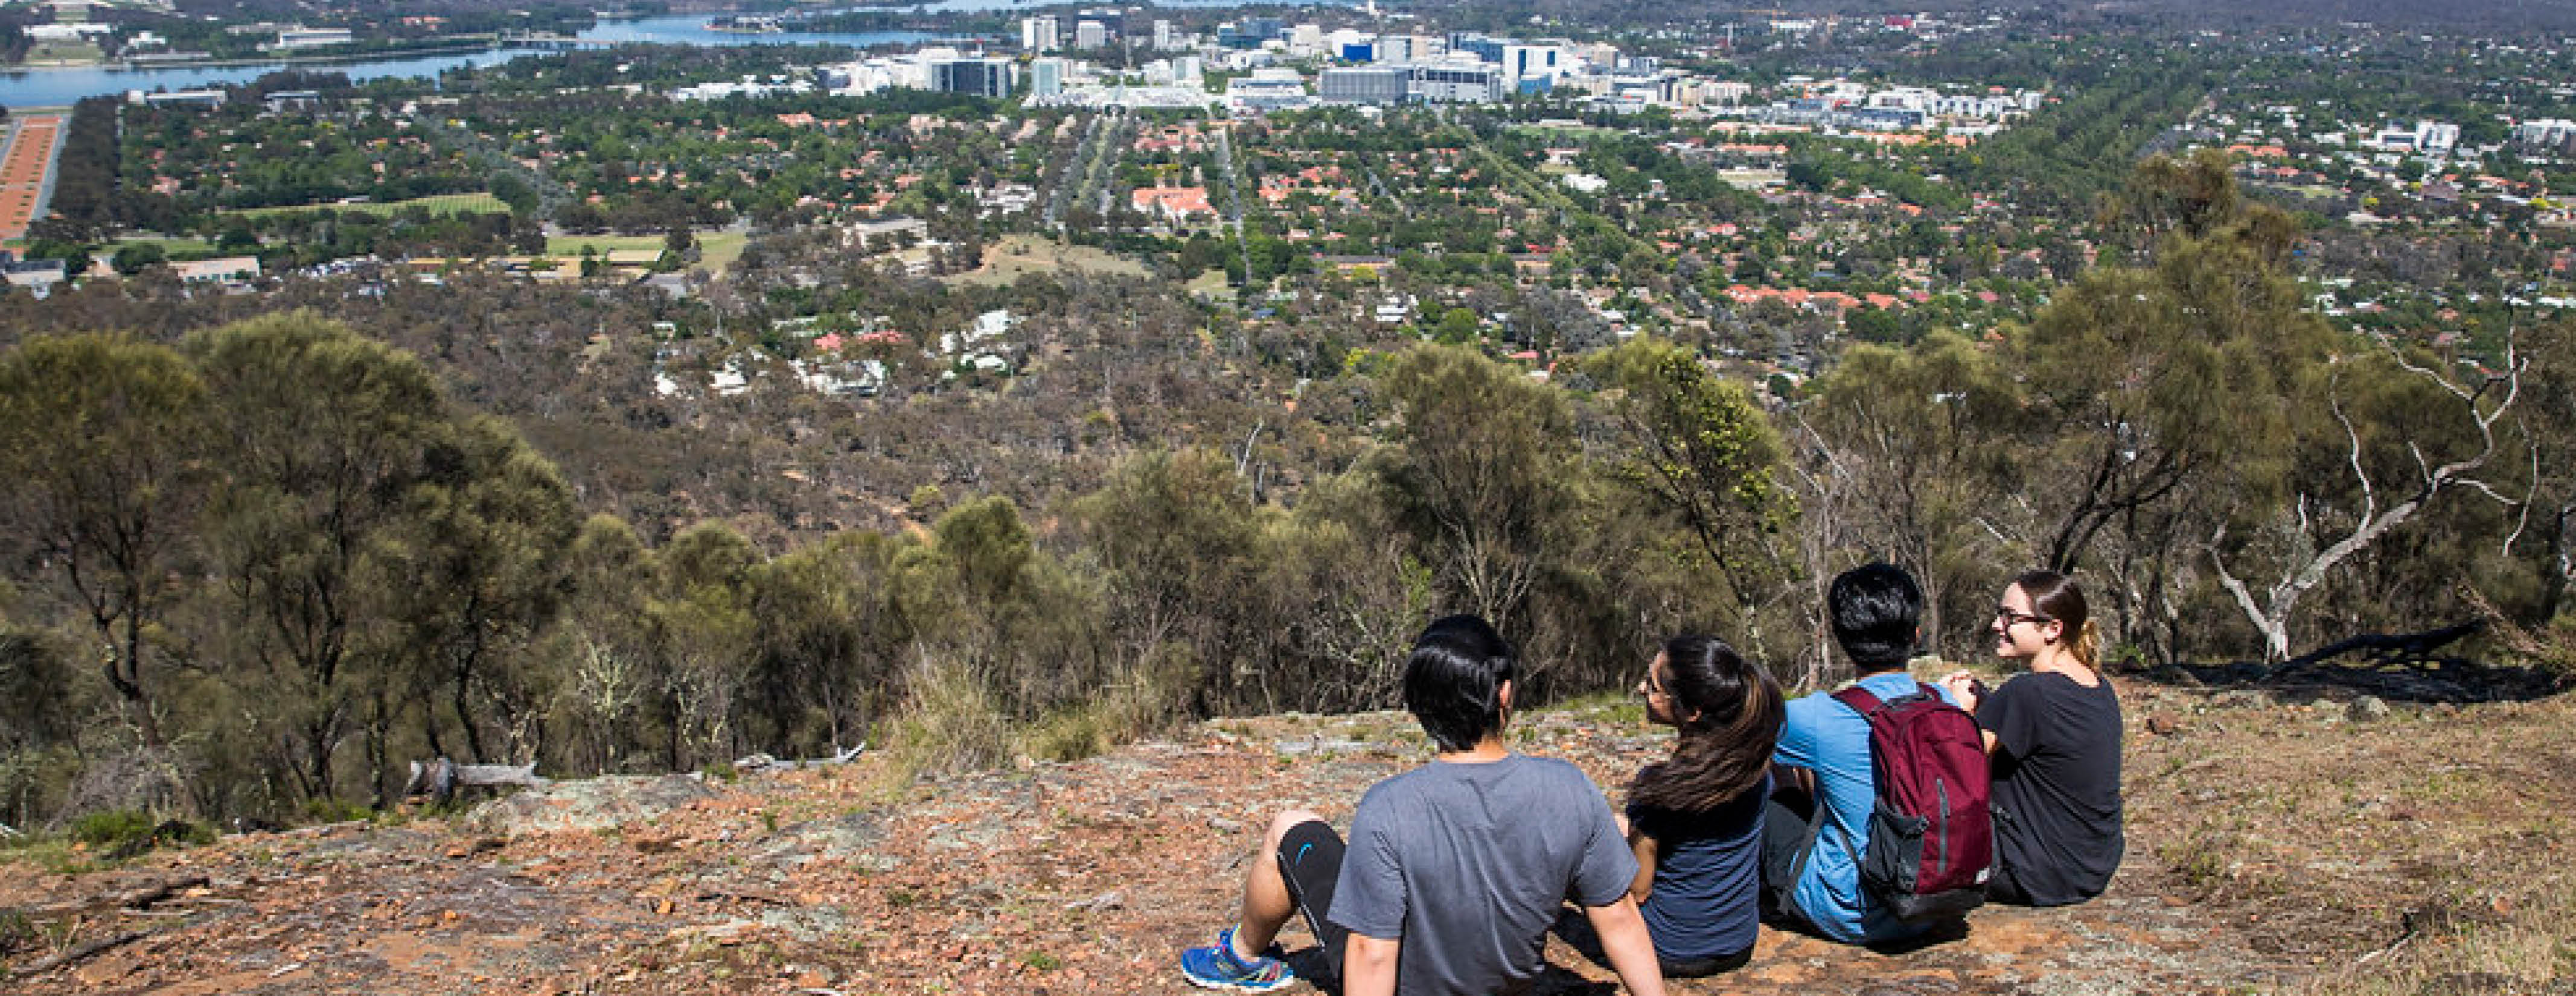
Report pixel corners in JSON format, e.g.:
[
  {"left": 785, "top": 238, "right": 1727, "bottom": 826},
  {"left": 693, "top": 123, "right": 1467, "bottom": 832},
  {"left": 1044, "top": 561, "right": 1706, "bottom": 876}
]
[{"left": 1761, "top": 562, "right": 1958, "bottom": 944}]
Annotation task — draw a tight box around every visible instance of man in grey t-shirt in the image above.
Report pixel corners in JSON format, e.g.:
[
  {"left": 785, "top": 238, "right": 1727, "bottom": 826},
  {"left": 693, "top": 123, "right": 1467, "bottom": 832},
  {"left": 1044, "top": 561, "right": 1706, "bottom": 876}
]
[{"left": 1179, "top": 615, "right": 1669, "bottom": 996}]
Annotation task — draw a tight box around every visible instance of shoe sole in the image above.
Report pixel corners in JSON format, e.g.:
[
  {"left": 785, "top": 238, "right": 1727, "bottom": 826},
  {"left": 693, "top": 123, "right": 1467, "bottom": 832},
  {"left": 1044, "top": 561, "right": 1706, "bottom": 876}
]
[{"left": 1180, "top": 969, "right": 1295, "bottom": 993}]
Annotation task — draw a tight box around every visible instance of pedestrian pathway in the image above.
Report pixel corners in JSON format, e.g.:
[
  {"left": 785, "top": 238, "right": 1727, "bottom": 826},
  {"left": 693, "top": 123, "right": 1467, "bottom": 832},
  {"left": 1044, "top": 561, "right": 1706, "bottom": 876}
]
[{"left": 0, "top": 114, "right": 63, "bottom": 242}]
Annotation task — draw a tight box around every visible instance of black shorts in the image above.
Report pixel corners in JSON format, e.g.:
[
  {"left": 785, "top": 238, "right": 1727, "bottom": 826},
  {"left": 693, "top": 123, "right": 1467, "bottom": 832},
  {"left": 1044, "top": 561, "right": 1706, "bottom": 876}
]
[{"left": 1277, "top": 819, "right": 1350, "bottom": 981}]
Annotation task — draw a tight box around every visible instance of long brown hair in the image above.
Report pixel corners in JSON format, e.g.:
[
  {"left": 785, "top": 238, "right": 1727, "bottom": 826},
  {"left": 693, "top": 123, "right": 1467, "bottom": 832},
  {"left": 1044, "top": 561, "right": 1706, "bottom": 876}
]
[
  {"left": 2013, "top": 569, "right": 2101, "bottom": 669},
  {"left": 1629, "top": 634, "right": 1785, "bottom": 812}
]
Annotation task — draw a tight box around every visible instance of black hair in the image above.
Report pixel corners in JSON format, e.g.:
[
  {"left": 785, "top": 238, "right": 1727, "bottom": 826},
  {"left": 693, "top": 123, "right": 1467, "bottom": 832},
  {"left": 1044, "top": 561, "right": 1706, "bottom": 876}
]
[
  {"left": 1630, "top": 634, "right": 1785, "bottom": 812},
  {"left": 1402, "top": 614, "right": 1517, "bottom": 752},
  {"left": 1829, "top": 562, "right": 1923, "bottom": 674}
]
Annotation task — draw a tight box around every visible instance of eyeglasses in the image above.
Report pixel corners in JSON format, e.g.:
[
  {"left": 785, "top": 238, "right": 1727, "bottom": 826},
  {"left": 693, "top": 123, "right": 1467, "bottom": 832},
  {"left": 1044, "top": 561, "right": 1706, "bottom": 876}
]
[{"left": 1995, "top": 608, "right": 2054, "bottom": 628}]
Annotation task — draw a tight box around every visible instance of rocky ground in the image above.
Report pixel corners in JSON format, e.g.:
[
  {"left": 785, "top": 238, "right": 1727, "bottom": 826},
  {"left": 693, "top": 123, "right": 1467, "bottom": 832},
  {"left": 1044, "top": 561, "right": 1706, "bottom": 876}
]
[{"left": 2, "top": 671, "right": 2569, "bottom": 995}]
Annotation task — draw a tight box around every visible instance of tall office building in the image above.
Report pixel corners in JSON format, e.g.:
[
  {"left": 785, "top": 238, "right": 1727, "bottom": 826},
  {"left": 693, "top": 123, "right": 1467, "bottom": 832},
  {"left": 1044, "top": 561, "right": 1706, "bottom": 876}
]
[
  {"left": 1153, "top": 19, "right": 1173, "bottom": 50},
  {"left": 1318, "top": 66, "right": 1405, "bottom": 104},
  {"left": 1075, "top": 19, "right": 1107, "bottom": 49},
  {"left": 1020, "top": 16, "right": 1058, "bottom": 52},
  {"left": 932, "top": 57, "right": 1017, "bottom": 98},
  {"left": 1031, "top": 57, "right": 1065, "bottom": 97}
]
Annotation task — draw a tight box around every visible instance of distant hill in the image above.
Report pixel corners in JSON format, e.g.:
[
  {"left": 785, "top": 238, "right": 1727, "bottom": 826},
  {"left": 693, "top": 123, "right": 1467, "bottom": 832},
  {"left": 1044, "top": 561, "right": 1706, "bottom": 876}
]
[{"left": 1449, "top": 0, "right": 2576, "bottom": 33}]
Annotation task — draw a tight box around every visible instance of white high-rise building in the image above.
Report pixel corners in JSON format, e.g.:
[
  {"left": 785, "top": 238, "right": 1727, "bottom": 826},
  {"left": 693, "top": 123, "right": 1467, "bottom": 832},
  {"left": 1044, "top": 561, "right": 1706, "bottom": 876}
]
[
  {"left": 1075, "top": 19, "right": 1107, "bottom": 49},
  {"left": 2415, "top": 120, "right": 2461, "bottom": 152},
  {"left": 1021, "top": 16, "right": 1058, "bottom": 52},
  {"left": 2513, "top": 118, "right": 2576, "bottom": 148},
  {"left": 1289, "top": 24, "right": 1323, "bottom": 55},
  {"left": 1153, "top": 19, "right": 1173, "bottom": 50},
  {"left": 1031, "top": 57, "right": 1065, "bottom": 97},
  {"left": 1174, "top": 55, "right": 1203, "bottom": 86}
]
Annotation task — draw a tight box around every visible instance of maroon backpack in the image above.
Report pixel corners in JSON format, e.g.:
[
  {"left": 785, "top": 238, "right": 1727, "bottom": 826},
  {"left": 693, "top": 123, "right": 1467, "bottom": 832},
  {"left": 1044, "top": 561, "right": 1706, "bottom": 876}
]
[{"left": 1832, "top": 682, "right": 1993, "bottom": 922}]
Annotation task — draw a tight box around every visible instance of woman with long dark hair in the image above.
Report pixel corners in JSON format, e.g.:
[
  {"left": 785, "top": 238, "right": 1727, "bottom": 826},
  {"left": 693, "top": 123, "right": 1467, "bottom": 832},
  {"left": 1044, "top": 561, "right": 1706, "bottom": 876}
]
[
  {"left": 1620, "top": 633, "right": 1785, "bottom": 976},
  {"left": 1940, "top": 570, "right": 2125, "bottom": 906}
]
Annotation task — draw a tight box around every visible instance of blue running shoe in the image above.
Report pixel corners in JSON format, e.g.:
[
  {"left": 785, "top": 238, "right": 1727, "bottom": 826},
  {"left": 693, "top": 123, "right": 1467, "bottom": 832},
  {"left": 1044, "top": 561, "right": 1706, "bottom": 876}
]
[{"left": 1180, "top": 927, "right": 1294, "bottom": 992}]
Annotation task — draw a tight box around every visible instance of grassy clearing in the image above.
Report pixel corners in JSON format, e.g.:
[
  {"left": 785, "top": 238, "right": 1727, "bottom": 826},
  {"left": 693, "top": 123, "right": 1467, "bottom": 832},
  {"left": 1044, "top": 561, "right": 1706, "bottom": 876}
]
[
  {"left": 546, "top": 234, "right": 670, "bottom": 256},
  {"left": 224, "top": 191, "right": 508, "bottom": 220},
  {"left": 543, "top": 231, "right": 748, "bottom": 273},
  {"left": 948, "top": 234, "right": 1149, "bottom": 287},
  {"left": 104, "top": 235, "right": 223, "bottom": 258},
  {"left": 694, "top": 231, "right": 749, "bottom": 273},
  {"left": 1510, "top": 123, "right": 1615, "bottom": 141},
  {"left": 2124, "top": 689, "right": 2576, "bottom": 994},
  {"left": 24, "top": 41, "right": 104, "bottom": 63},
  {"left": 1184, "top": 268, "right": 1234, "bottom": 302}
]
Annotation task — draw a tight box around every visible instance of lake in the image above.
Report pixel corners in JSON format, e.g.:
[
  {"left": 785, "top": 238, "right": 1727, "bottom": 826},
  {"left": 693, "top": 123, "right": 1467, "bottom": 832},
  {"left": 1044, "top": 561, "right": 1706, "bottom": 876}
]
[
  {"left": 0, "top": 15, "right": 930, "bottom": 108},
  {"left": 0, "top": 0, "right": 1349, "bottom": 107}
]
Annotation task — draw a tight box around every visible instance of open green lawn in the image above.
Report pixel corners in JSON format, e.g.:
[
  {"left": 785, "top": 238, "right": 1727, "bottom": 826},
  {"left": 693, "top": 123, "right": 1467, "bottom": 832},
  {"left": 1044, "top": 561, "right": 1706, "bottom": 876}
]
[
  {"left": 1510, "top": 123, "right": 1614, "bottom": 141},
  {"left": 546, "top": 234, "right": 670, "bottom": 255},
  {"left": 692, "top": 231, "right": 748, "bottom": 273},
  {"left": 103, "top": 235, "right": 224, "bottom": 259},
  {"left": 223, "top": 191, "right": 508, "bottom": 220},
  {"left": 1184, "top": 268, "right": 1235, "bottom": 303},
  {"left": 546, "top": 231, "right": 750, "bottom": 273},
  {"left": 950, "top": 234, "right": 1150, "bottom": 286},
  {"left": 24, "top": 41, "right": 104, "bottom": 64}
]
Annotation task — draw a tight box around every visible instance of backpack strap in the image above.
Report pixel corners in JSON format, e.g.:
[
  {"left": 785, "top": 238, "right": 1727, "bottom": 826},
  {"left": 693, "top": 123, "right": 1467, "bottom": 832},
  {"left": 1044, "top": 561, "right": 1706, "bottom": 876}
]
[
  {"left": 1833, "top": 682, "right": 1946, "bottom": 719},
  {"left": 1829, "top": 684, "right": 1886, "bottom": 718}
]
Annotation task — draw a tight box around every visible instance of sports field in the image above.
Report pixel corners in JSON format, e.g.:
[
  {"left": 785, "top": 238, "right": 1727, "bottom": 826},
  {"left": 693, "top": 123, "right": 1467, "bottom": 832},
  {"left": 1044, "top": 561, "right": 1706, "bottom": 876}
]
[{"left": 223, "top": 192, "right": 509, "bottom": 220}]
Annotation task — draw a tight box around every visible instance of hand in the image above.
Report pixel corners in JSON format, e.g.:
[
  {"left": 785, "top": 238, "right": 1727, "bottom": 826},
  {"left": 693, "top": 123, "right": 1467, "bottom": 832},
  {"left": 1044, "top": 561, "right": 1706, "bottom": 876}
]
[{"left": 1938, "top": 671, "right": 1982, "bottom": 712}]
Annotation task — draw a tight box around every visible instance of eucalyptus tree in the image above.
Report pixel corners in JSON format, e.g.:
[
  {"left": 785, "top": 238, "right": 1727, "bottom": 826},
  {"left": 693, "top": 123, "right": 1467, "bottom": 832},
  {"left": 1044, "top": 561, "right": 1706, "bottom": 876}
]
[{"left": 0, "top": 335, "right": 209, "bottom": 747}]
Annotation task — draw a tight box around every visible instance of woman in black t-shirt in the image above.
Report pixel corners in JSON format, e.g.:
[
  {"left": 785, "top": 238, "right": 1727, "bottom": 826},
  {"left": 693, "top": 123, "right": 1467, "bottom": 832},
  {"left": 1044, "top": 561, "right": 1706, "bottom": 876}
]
[
  {"left": 1618, "top": 634, "right": 1785, "bottom": 975},
  {"left": 1940, "top": 570, "right": 2125, "bottom": 907}
]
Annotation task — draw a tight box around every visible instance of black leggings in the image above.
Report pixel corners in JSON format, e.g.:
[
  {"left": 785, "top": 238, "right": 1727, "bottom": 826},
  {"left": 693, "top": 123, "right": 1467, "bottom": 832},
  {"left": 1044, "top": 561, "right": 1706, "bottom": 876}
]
[
  {"left": 1277, "top": 819, "right": 1350, "bottom": 980},
  {"left": 1660, "top": 946, "right": 1754, "bottom": 978}
]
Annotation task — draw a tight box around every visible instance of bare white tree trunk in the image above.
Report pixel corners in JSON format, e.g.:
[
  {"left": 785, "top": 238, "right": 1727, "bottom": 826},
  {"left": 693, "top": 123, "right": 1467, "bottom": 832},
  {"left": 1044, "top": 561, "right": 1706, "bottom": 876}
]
[{"left": 2207, "top": 341, "right": 2526, "bottom": 662}]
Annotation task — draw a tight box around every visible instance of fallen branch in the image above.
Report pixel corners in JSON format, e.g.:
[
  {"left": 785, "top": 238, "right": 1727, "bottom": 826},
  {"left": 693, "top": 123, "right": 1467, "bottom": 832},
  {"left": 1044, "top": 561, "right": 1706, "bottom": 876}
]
[
  {"left": 733, "top": 744, "right": 868, "bottom": 773},
  {"left": 10, "top": 931, "right": 147, "bottom": 979},
  {"left": 276, "top": 819, "right": 370, "bottom": 838},
  {"left": 2282, "top": 621, "right": 2484, "bottom": 671},
  {"left": 28, "top": 875, "right": 209, "bottom": 919}
]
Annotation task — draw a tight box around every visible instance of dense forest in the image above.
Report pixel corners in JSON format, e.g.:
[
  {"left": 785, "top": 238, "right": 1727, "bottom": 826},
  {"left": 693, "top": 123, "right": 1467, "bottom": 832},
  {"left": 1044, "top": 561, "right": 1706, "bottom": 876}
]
[{"left": 2, "top": 155, "right": 2572, "bottom": 831}]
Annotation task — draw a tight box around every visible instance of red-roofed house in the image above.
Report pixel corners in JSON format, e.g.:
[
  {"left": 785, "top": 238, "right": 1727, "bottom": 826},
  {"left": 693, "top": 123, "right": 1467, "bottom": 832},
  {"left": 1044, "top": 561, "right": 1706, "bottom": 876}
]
[{"left": 1131, "top": 187, "right": 1215, "bottom": 222}]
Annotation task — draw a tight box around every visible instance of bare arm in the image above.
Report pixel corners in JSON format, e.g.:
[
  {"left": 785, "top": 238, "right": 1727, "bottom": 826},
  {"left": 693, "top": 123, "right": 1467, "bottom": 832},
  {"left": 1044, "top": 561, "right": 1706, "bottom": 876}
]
[
  {"left": 1582, "top": 894, "right": 1669, "bottom": 996},
  {"left": 1342, "top": 932, "right": 1401, "bottom": 996},
  {"left": 1938, "top": 673, "right": 2003, "bottom": 755},
  {"left": 1625, "top": 819, "right": 1658, "bottom": 902}
]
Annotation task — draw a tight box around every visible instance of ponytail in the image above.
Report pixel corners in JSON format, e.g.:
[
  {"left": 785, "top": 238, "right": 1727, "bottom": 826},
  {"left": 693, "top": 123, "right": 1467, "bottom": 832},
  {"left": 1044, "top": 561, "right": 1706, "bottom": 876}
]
[
  {"left": 2013, "top": 569, "right": 2099, "bottom": 669},
  {"left": 1630, "top": 635, "right": 1785, "bottom": 813}
]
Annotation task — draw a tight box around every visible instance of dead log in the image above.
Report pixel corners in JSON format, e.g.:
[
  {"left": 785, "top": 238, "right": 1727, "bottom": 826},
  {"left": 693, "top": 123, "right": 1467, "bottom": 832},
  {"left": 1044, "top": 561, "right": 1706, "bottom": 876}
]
[
  {"left": 28, "top": 875, "right": 209, "bottom": 919},
  {"left": 404, "top": 759, "right": 550, "bottom": 803},
  {"left": 2283, "top": 621, "right": 2484, "bottom": 671},
  {"left": 732, "top": 743, "right": 867, "bottom": 773},
  {"left": 10, "top": 931, "right": 147, "bottom": 979}
]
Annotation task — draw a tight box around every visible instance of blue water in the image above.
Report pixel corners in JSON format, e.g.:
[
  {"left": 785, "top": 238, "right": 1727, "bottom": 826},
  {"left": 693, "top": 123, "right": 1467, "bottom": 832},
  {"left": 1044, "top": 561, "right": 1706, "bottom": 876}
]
[{"left": 0, "top": 15, "right": 932, "bottom": 107}]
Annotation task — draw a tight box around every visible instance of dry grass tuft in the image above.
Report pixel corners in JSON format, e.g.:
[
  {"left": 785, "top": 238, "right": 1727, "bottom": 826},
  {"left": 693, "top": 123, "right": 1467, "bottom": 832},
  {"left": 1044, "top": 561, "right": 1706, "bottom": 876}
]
[{"left": 2124, "top": 687, "right": 2575, "bottom": 994}]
